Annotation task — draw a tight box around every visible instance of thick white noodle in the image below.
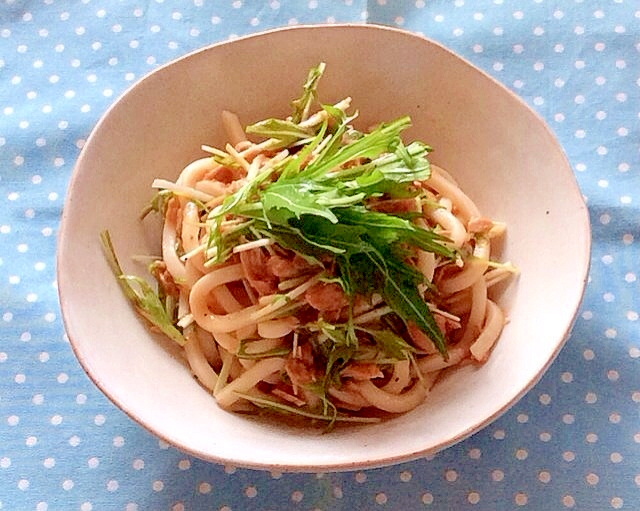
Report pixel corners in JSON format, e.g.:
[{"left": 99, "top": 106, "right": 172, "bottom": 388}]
[
  {"left": 180, "top": 201, "right": 201, "bottom": 253},
  {"left": 428, "top": 165, "right": 481, "bottom": 223},
  {"left": 418, "top": 279, "right": 490, "bottom": 374},
  {"left": 439, "top": 236, "right": 490, "bottom": 295},
  {"left": 355, "top": 379, "right": 428, "bottom": 414},
  {"left": 183, "top": 326, "right": 218, "bottom": 391},
  {"left": 470, "top": 300, "right": 505, "bottom": 362},
  {"left": 190, "top": 264, "right": 262, "bottom": 333},
  {"left": 380, "top": 359, "right": 411, "bottom": 394},
  {"left": 215, "top": 357, "right": 286, "bottom": 408},
  {"left": 213, "top": 331, "right": 239, "bottom": 353},
  {"left": 221, "top": 110, "right": 248, "bottom": 147},
  {"left": 328, "top": 383, "right": 370, "bottom": 409},
  {"left": 424, "top": 202, "right": 467, "bottom": 248},
  {"left": 162, "top": 200, "right": 187, "bottom": 282},
  {"left": 176, "top": 157, "right": 219, "bottom": 187},
  {"left": 257, "top": 317, "right": 297, "bottom": 339},
  {"left": 458, "top": 278, "right": 488, "bottom": 346}
]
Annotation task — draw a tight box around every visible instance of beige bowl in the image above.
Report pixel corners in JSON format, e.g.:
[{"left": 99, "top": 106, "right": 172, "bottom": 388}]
[{"left": 57, "top": 24, "right": 590, "bottom": 471}]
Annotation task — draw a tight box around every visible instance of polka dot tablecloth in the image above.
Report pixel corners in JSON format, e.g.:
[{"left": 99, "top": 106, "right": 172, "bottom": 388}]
[{"left": 1, "top": 1, "right": 638, "bottom": 509}]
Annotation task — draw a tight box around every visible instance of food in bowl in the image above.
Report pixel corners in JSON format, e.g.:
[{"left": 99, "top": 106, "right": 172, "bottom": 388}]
[
  {"left": 58, "top": 24, "right": 589, "bottom": 470},
  {"left": 102, "top": 63, "right": 517, "bottom": 426}
]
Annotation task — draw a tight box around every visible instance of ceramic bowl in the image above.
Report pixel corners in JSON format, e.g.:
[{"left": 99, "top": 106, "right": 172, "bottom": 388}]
[{"left": 57, "top": 24, "right": 590, "bottom": 472}]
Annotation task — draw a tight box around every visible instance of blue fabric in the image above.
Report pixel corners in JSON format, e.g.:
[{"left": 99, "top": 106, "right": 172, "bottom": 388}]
[{"left": 1, "top": 1, "right": 638, "bottom": 509}]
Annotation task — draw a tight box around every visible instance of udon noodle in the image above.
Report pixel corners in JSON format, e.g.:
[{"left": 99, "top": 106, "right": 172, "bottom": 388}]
[{"left": 106, "top": 64, "right": 517, "bottom": 425}]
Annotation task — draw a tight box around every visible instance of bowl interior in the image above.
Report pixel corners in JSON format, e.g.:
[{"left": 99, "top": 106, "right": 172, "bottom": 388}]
[{"left": 57, "top": 24, "right": 590, "bottom": 471}]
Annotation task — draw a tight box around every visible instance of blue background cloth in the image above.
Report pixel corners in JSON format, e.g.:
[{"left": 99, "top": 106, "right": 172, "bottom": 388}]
[{"left": 1, "top": 1, "right": 638, "bottom": 509}]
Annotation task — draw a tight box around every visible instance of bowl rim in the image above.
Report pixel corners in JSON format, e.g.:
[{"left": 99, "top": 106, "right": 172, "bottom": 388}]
[{"left": 57, "top": 22, "right": 592, "bottom": 472}]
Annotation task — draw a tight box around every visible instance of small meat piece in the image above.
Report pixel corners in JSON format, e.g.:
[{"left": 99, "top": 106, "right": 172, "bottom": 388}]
[
  {"left": 204, "top": 165, "right": 245, "bottom": 184},
  {"left": 150, "top": 261, "right": 180, "bottom": 298},
  {"left": 284, "top": 343, "right": 319, "bottom": 391},
  {"left": 407, "top": 318, "right": 460, "bottom": 353},
  {"left": 369, "top": 198, "right": 419, "bottom": 214},
  {"left": 304, "top": 282, "right": 349, "bottom": 312},
  {"left": 267, "top": 253, "right": 315, "bottom": 279},
  {"left": 467, "top": 216, "right": 494, "bottom": 234},
  {"left": 239, "top": 248, "right": 278, "bottom": 296},
  {"left": 407, "top": 321, "right": 438, "bottom": 353},
  {"left": 340, "top": 362, "right": 384, "bottom": 381}
]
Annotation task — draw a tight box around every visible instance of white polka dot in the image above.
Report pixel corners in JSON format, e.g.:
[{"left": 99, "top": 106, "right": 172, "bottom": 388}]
[
  {"left": 493, "top": 429, "right": 506, "bottom": 440},
  {"left": 26, "top": 436, "right": 37, "bottom": 446},
  {"left": 244, "top": 485, "right": 257, "bottom": 498},
  {"left": 18, "top": 479, "right": 30, "bottom": 490},
  {"left": 421, "top": 492, "right": 434, "bottom": 504},
  {"left": 538, "top": 471, "right": 551, "bottom": 483},
  {"left": 43, "top": 458, "right": 55, "bottom": 468},
  {"left": 69, "top": 435, "right": 81, "bottom": 447},
  {"left": 585, "top": 392, "right": 598, "bottom": 404},
  {"left": 467, "top": 491, "right": 480, "bottom": 504},
  {"left": 468, "top": 448, "right": 481, "bottom": 459},
  {"left": 50, "top": 414, "right": 63, "bottom": 426},
  {"left": 113, "top": 436, "right": 125, "bottom": 447},
  {"left": 374, "top": 492, "right": 388, "bottom": 505},
  {"left": 355, "top": 472, "right": 367, "bottom": 483},
  {"left": 562, "top": 451, "right": 576, "bottom": 462},
  {"left": 611, "top": 497, "right": 624, "bottom": 509},
  {"left": 445, "top": 469, "right": 458, "bottom": 482},
  {"left": 62, "top": 479, "right": 74, "bottom": 491},
  {"left": 561, "top": 372, "right": 573, "bottom": 383},
  {"left": 514, "top": 492, "right": 528, "bottom": 506},
  {"left": 562, "top": 495, "right": 576, "bottom": 508},
  {"left": 0, "top": 457, "right": 11, "bottom": 468},
  {"left": 515, "top": 448, "right": 528, "bottom": 460},
  {"left": 400, "top": 470, "right": 412, "bottom": 481},
  {"left": 178, "top": 459, "right": 190, "bottom": 470},
  {"left": 586, "top": 472, "right": 599, "bottom": 485},
  {"left": 610, "top": 452, "right": 623, "bottom": 463},
  {"left": 539, "top": 432, "right": 552, "bottom": 442},
  {"left": 152, "top": 480, "right": 164, "bottom": 492},
  {"left": 198, "top": 482, "right": 212, "bottom": 494},
  {"left": 562, "top": 414, "right": 575, "bottom": 424},
  {"left": 106, "top": 480, "right": 119, "bottom": 492},
  {"left": 491, "top": 469, "right": 504, "bottom": 482}
]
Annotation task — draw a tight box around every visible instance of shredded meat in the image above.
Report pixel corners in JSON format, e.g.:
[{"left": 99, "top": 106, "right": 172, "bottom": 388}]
[
  {"left": 239, "top": 248, "right": 278, "bottom": 296},
  {"left": 284, "top": 343, "right": 319, "bottom": 391},
  {"left": 407, "top": 317, "right": 460, "bottom": 353},
  {"left": 150, "top": 261, "right": 180, "bottom": 298},
  {"left": 204, "top": 165, "right": 245, "bottom": 184},
  {"left": 304, "top": 282, "right": 348, "bottom": 311},
  {"left": 467, "top": 216, "right": 494, "bottom": 234},
  {"left": 368, "top": 198, "right": 419, "bottom": 214},
  {"left": 407, "top": 321, "right": 437, "bottom": 352},
  {"left": 267, "top": 253, "right": 315, "bottom": 279},
  {"left": 340, "top": 362, "right": 384, "bottom": 381}
]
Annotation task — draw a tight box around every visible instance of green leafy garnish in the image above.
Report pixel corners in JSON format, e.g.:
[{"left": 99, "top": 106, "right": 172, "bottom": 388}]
[{"left": 100, "top": 231, "right": 185, "bottom": 346}]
